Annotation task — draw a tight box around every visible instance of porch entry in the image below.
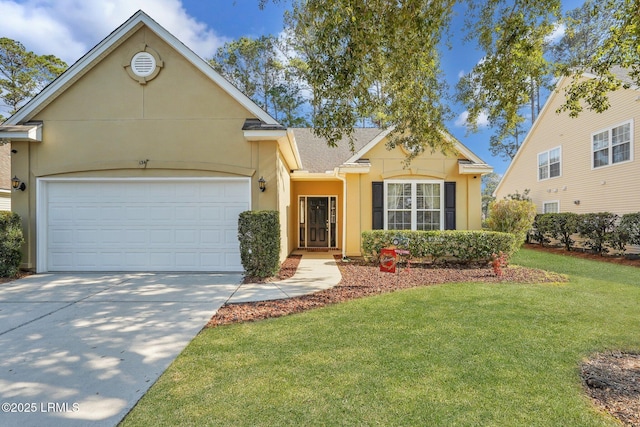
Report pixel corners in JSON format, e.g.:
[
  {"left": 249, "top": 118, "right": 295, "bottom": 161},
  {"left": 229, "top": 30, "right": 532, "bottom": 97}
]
[{"left": 299, "top": 196, "right": 337, "bottom": 248}]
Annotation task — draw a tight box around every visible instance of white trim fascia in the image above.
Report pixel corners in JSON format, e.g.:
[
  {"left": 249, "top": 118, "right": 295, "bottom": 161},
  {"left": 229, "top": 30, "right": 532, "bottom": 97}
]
[
  {"left": 6, "top": 10, "right": 278, "bottom": 126},
  {"left": 286, "top": 129, "right": 303, "bottom": 171},
  {"left": 0, "top": 123, "right": 42, "bottom": 141},
  {"left": 243, "top": 129, "right": 288, "bottom": 141},
  {"left": 337, "top": 163, "right": 371, "bottom": 174},
  {"left": 291, "top": 171, "right": 342, "bottom": 181},
  {"left": 458, "top": 163, "right": 493, "bottom": 175},
  {"left": 344, "top": 126, "right": 488, "bottom": 167}
]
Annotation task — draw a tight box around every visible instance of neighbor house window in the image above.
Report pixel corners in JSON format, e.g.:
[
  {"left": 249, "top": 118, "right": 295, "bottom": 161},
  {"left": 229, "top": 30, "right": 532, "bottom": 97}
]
[
  {"left": 592, "top": 121, "right": 633, "bottom": 168},
  {"left": 543, "top": 201, "right": 559, "bottom": 214},
  {"left": 385, "top": 181, "right": 443, "bottom": 230},
  {"left": 538, "top": 147, "right": 561, "bottom": 180}
]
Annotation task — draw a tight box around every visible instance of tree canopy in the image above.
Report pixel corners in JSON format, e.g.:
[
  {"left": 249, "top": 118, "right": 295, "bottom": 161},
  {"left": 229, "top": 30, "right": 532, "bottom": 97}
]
[
  {"left": 0, "top": 38, "right": 67, "bottom": 122},
  {"left": 209, "top": 35, "right": 310, "bottom": 127},
  {"left": 259, "top": 0, "right": 640, "bottom": 158}
]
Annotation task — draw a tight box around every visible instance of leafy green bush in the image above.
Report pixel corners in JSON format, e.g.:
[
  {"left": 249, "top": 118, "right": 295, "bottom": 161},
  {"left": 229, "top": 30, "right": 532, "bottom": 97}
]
[
  {"left": 486, "top": 199, "right": 536, "bottom": 247},
  {"left": 238, "top": 210, "right": 280, "bottom": 278},
  {"left": 537, "top": 213, "right": 580, "bottom": 251},
  {"left": 619, "top": 213, "right": 640, "bottom": 246},
  {"left": 530, "top": 214, "right": 551, "bottom": 246},
  {"left": 361, "top": 230, "right": 517, "bottom": 265},
  {"left": 0, "top": 212, "right": 24, "bottom": 277},
  {"left": 577, "top": 212, "right": 618, "bottom": 254}
]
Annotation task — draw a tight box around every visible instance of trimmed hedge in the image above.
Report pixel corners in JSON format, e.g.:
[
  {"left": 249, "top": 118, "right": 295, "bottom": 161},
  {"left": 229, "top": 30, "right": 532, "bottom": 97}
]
[
  {"left": 530, "top": 212, "right": 640, "bottom": 254},
  {"left": 361, "top": 230, "right": 518, "bottom": 265},
  {"left": 0, "top": 212, "right": 24, "bottom": 278},
  {"left": 238, "top": 210, "right": 280, "bottom": 278}
]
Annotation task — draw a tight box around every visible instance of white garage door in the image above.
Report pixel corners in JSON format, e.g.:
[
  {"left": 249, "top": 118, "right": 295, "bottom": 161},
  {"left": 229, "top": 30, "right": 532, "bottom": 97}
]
[{"left": 37, "top": 178, "right": 250, "bottom": 272}]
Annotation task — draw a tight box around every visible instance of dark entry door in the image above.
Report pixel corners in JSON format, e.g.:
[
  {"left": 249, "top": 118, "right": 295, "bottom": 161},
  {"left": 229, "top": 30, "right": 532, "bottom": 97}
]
[{"left": 307, "top": 197, "right": 328, "bottom": 247}]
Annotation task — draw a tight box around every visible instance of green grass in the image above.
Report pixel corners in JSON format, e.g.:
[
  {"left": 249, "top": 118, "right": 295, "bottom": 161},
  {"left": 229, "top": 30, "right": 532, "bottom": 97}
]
[{"left": 121, "top": 249, "right": 640, "bottom": 426}]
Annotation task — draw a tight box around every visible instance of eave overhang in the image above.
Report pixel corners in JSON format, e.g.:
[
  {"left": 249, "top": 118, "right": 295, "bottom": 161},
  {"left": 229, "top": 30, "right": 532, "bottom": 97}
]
[
  {"left": 337, "top": 162, "right": 371, "bottom": 174},
  {"left": 458, "top": 160, "right": 493, "bottom": 175},
  {"left": 242, "top": 119, "right": 302, "bottom": 170},
  {"left": 0, "top": 123, "right": 43, "bottom": 142}
]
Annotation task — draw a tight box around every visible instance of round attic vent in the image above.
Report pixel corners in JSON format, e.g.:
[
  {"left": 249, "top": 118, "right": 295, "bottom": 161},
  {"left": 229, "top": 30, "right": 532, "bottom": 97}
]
[
  {"left": 124, "top": 45, "right": 163, "bottom": 84},
  {"left": 130, "top": 52, "right": 157, "bottom": 77}
]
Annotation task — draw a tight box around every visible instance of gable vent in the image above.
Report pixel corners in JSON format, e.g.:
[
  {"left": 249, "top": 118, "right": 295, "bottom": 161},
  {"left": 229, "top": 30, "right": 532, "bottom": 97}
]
[{"left": 131, "top": 52, "right": 157, "bottom": 77}]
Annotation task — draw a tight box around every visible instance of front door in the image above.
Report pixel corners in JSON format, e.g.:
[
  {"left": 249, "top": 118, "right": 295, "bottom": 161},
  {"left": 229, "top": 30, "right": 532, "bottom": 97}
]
[{"left": 307, "top": 197, "right": 328, "bottom": 247}]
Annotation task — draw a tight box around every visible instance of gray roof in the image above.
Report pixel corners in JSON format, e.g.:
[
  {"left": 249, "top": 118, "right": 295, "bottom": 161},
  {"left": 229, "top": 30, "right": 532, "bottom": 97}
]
[
  {"left": 610, "top": 65, "right": 638, "bottom": 87},
  {"left": 291, "top": 128, "right": 386, "bottom": 173}
]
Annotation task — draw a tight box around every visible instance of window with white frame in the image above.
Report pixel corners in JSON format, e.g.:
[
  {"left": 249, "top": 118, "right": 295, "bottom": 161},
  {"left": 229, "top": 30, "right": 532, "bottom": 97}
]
[
  {"left": 538, "top": 147, "right": 561, "bottom": 180},
  {"left": 543, "top": 201, "right": 559, "bottom": 214},
  {"left": 592, "top": 121, "right": 633, "bottom": 168},
  {"left": 385, "top": 181, "right": 443, "bottom": 230}
]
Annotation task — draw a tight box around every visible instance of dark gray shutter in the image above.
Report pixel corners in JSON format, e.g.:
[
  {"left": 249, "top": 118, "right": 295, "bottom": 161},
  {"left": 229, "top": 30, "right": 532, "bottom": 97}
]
[
  {"left": 372, "top": 181, "right": 384, "bottom": 230},
  {"left": 444, "top": 182, "right": 456, "bottom": 230}
]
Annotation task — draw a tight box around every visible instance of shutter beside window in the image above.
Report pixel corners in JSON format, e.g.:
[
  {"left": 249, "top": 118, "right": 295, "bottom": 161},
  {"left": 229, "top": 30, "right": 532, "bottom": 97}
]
[
  {"left": 444, "top": 181, "right": 456, "bottom": 230},
  {"left": 372, "top": 181, "right": 384, "bottom": 230}
]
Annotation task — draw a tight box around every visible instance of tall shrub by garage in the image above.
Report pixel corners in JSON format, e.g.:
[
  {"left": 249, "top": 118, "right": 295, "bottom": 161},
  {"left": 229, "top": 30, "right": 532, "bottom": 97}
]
[
  {"left": 0, "top": 212, "right": 24, "bottom": 278},
  {"left": 238, "top": 210, "right": 280, "bottom": 278}
]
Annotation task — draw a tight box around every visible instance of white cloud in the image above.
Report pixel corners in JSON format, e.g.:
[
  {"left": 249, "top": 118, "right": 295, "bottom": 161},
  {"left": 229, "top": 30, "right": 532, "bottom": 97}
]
[
  {"left": 545, "top": 22, "right": 566, "bottom": 44},
  {"left": 0, "top": 0, "right": 226, "bottom": 64},
  {"left": 455, "top": 110, "right": 489, "bottom": 129}
]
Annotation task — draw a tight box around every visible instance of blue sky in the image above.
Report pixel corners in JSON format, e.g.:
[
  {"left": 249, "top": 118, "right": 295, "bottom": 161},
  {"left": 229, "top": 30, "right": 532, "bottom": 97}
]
[{"left": 1, "top": 0, "right": 585, "bottom": 175}]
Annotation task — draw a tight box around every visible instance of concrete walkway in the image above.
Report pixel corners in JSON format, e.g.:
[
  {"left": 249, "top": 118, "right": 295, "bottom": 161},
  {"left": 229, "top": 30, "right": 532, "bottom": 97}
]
[{"left": 227, "top": 252, "right": 342, "bottom": 303}]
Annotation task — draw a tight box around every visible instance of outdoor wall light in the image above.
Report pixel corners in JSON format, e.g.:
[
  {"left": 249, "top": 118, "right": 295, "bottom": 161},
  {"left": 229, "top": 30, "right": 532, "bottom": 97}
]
[
  {"left": 258, "top": 176, "right": 266, "bottom": 192},
  {"left": 574, "top": 200, "right": 581, "bottom": 205},
  {"left": 11, "top": 175, "right": 26, "bottom": 191}
]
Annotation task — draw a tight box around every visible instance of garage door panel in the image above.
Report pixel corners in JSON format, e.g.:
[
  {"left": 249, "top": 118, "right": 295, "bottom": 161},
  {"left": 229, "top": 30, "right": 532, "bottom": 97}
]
[{"left": 41, "top": 179, "right": 249, "bottom": 272}]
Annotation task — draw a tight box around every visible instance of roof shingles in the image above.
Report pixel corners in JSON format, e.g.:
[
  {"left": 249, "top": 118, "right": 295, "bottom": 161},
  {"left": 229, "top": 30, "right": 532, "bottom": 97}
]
[{"left": 291, "top": 128, "right": 385, "bottom": 173}]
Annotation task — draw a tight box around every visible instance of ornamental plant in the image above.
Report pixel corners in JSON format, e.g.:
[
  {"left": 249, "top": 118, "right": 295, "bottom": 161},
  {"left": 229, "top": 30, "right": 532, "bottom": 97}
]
[
  {"left": 0, "top": 211, "right": 24, "bottom": 278},
  {"left": 486, "top": 199, "right": 536, "bottom": 248},
  {"left": 491, "top": 251, "right": 508, "bottom": 277},
  {"left": 238, "top": 210, "right": 280, "bottom": 278}
]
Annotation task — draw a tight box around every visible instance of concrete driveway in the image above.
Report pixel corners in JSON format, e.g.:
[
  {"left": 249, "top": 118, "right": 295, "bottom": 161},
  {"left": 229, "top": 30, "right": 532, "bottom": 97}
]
[{"left": 0, "top": 272, "right": 242, "bottom": 427}]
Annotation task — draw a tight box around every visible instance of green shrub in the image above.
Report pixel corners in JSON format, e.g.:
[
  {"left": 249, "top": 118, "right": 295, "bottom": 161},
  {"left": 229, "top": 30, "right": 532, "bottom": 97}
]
[
  {"left": 619, "top": 213, "right": 640, "bottom": 246},
  {"left": 486, "top": 199, "right": 536, "bottom": 246},
  {"left": 0, "top": 212, "right": 24, "bottom": 278},
  {"left": 361, "top": 230, "right": 517, "bottom": 265},
  {"left": 577, "top": 212, "right": 618, "bottom": 254},
  {"left": 530, "top": 214, "right": 551, "bottom": 246},
  {"left": 538, "top": 213, "right": 580, "bottom": 251},
  {"left": 238, "top": 210, "right": 280, "bottom": 278}
]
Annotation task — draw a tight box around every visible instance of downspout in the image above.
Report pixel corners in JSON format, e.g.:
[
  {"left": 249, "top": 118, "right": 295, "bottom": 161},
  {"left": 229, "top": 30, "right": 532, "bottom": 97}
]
[{"left": 335, "top": 170, "right": 347, "bottom": 260}]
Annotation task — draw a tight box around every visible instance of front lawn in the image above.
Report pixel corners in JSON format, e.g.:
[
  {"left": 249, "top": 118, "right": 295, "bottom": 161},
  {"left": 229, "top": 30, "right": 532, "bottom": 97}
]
[{"left": 120, "top": 249, "right": 640, "bottom": 426}]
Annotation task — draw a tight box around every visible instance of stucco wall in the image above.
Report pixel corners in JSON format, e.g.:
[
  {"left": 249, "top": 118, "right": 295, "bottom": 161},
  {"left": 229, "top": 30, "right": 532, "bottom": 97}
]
[
  {"left": 496, "top": 77, "right": 640, "bottom": 215},
  {"left": 346, "top": 142, "right": 483, "bottom": 256},
  {"left": 11, "top": 26, "right": 280, "bottom": 269}
]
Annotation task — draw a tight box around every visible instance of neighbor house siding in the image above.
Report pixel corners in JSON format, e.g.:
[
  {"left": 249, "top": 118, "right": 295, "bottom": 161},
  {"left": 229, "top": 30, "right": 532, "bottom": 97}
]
[{"left": 496, "top": 76, "right": 640, "bottom": 215}]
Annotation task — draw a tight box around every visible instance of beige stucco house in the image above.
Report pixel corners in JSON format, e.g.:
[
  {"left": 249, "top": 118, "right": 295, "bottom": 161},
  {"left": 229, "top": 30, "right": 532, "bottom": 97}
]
[
  {"left": 495, "top": 68, "right": 639, "bottom": 215},
  {"left": 0, "top": 11, "right": 491, "bottom": 273}
]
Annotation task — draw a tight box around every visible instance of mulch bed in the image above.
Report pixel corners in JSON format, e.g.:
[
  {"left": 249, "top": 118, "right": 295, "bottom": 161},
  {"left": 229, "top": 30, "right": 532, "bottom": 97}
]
[
  {"left": 582, "top": 352, "right": 640, "bottom": 426},
  {"left": 207, "top": 256, "right": 567, "bottom": 328}
]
